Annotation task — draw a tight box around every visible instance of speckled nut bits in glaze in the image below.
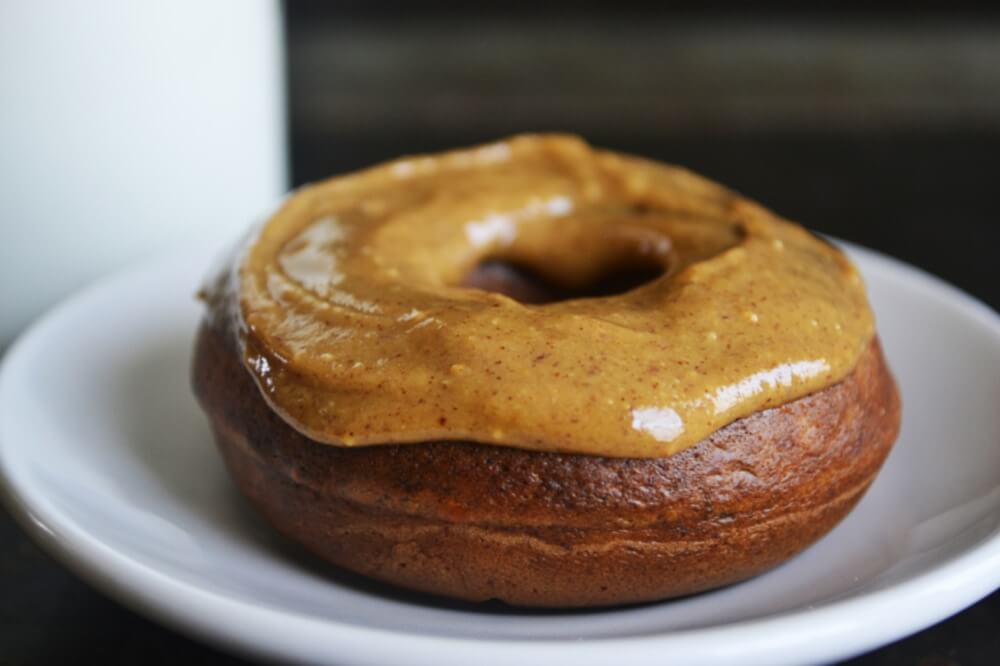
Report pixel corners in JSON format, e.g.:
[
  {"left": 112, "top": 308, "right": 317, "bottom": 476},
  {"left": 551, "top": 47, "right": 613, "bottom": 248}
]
[{"left": 193, "top": 134, "right": 901, "bottom": 607}]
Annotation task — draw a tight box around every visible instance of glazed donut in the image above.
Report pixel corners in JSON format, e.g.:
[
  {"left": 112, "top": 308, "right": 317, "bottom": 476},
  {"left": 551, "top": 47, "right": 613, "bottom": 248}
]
[{"left": 193, "top": 135, "right": 900, "bottom": 607}]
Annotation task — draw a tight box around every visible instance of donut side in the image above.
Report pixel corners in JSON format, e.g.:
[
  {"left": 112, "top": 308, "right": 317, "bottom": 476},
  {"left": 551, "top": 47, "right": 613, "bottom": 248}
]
[{"left": 192, "top": 323, "right": 900, "bottom": 607}]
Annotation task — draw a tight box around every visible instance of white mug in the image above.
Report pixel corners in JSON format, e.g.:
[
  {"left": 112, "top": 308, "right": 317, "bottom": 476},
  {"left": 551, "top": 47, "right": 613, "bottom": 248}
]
[{"left": 0, "top": 0, "right": 287, "bottom": 347}]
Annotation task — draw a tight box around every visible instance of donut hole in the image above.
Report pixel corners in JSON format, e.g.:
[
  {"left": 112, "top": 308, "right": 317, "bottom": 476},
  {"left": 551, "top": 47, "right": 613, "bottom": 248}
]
[{"left": 461, "top": 258, "right": 664, "bottom": 304}]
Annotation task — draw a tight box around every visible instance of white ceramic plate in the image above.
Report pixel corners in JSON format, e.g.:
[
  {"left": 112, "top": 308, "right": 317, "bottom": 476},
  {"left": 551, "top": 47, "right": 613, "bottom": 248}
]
[{"left": 1, "top": 243, "right": 998, "bottom": 666}]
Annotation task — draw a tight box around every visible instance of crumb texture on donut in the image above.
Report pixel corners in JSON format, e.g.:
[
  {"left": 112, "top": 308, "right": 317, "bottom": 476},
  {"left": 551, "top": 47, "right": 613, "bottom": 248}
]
[{"left": 193, "top": 323, "right": 900, "bottom": 607}]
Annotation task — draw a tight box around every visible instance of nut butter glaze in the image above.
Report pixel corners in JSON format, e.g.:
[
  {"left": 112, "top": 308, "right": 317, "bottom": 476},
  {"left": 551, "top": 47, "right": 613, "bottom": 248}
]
[{"left": 209, "top": 135, "right": 874, "bottom": 458}]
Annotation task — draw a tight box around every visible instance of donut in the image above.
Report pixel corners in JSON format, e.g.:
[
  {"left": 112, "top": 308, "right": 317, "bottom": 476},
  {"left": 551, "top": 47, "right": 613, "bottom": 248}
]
[{"left": 193, "top": 134, "right": 901, "bottom": 607}]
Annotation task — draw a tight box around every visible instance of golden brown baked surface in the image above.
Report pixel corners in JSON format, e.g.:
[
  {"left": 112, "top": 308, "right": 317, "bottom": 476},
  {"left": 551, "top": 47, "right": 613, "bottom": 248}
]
[
  {"left": 193, "top": 322, "right": 900, "bottom": 607},
  {"left": 222, "top": 134, "right": 874, "bottom": 458}
]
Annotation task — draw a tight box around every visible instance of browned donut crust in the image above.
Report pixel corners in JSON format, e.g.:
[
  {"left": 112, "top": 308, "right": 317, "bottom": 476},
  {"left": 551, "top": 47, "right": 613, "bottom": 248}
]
[{"left": 192, "top": 322, "right": 900, "bottom": 607}]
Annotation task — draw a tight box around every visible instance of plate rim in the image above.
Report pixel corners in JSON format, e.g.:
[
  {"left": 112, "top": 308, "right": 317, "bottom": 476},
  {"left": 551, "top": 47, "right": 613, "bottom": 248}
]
[{"left": 1, "top": 241, "right": 999, "bottom": 666}]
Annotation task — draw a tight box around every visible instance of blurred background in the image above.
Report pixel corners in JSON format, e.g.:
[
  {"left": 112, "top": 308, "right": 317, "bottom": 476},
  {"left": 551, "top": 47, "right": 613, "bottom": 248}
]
[{"left": 2, "top": 2, "right": 998, "bottom": 664}]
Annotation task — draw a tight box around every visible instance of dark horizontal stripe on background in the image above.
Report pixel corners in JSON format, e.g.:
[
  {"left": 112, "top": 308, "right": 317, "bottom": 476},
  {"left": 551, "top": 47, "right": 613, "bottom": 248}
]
[{"left": 287, "top": 18, "right": 1000, "bottom": 135}]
